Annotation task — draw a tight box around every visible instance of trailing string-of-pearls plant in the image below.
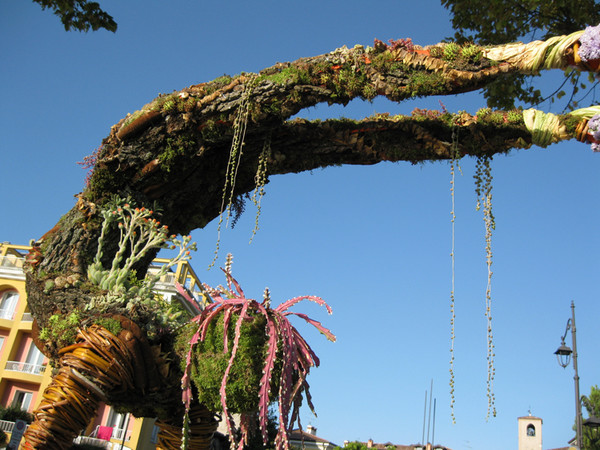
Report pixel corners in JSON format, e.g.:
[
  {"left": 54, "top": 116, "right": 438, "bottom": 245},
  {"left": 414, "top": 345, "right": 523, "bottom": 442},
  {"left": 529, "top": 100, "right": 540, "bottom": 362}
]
[
  {"left": 211, "top": 74, "right": 258, "bottom": 267},
  {"left": 447, "top": 23, "right": 600, "bottom": 422},
  {"left": 474, "top": 155, "right": 495, "bottom": 419},
  {"left": 449, "top": 122, "right": 461, "bottom": 423}
]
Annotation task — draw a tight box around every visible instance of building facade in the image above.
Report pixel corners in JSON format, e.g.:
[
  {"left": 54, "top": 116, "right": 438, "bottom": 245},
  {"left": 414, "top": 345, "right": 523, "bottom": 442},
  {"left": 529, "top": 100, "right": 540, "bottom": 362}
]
[{"left": 0, "top": 242, "right": 206, "bottom": 449}]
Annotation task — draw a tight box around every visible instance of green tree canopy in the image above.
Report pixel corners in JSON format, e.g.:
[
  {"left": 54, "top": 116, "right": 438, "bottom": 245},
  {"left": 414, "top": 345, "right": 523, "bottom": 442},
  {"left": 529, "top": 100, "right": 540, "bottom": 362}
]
[
  {"left": 32, "top": 0, "right": 116, "bottom": 32},
  {"left": 442, "top": 0, "right": 600, "bottom": 108},
  {"left": 581, "top": 385, "right": 600, "bottom": 449},
  {"left": 442, "top": 0, "right": 600, "bottom": 44}
]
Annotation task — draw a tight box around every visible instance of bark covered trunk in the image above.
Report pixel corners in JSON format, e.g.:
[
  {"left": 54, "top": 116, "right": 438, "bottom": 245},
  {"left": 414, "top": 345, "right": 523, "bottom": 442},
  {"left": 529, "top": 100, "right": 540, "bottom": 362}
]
[{"left": 28, "top": 43, "right": 539, "bottom": 290}]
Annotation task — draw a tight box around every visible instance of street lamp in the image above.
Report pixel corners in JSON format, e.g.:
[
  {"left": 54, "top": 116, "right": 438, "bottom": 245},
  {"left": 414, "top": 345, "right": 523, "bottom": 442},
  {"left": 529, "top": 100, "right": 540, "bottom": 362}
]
[
  {"left": 554, "top": 301, "right": 583, "bottom": 449},
  {"left": 584, "top": 417, "right": 600, "bottom": 428}
]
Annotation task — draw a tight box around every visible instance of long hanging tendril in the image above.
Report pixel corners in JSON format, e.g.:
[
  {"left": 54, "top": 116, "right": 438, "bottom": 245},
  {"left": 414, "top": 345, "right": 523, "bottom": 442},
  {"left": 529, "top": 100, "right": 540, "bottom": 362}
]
[
  {"left": 250, "top": 135, "right": 271, "bottom": 243},
  {"left": 449, "top": 124, "right": 462, "bottom": 424},
  {"left": 210, "top": 75, "right": 256, "bottom": 268},
  {"left": 474, "top": 155, "right": 496, "bottom": 420}
]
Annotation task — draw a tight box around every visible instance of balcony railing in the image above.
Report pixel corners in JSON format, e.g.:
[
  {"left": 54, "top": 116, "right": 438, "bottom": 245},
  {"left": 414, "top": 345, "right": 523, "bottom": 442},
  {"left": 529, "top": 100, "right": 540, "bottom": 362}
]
[
  {"left": 73, "top": 436, "right": 111, "bottom": 448},
  {"left": 5, "top": 361, "right": 46, "bottom": 375},
  {"left": 112, "top": 427, "right": 127, "bottom": 441},
  {"left": 0, "top": 255, "right": 24, "bottom": 270},
  {"left": 0, "top": 419, "right": 26, "bottom": 433},
  {"left": 156, "top": 272, "right": 176, "bottom": 284},
  {"left": 0, "top": 255, "right": 26, "bottom": 282},
  {"left": 0, "top": 422, "right": 132, "bottom": 450},
  {"left": 74, "top": 427, "right": 131, "bottom": 449}
]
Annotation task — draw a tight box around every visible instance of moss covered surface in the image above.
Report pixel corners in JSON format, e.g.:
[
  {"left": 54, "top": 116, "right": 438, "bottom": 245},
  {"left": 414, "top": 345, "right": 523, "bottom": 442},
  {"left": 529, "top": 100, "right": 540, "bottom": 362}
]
[{"left": 175, "top": 310, "right": 282, "bottom": 414}]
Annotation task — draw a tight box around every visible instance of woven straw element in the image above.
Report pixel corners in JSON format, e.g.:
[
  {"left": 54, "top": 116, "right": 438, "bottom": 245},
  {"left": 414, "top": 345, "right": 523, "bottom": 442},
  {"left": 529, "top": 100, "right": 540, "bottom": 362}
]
[
  {"left": 484, "top": 30, "right": 583, "bottom": 73},
  {"left": 23, "top": 325, "right": 136, "bottom": 449},
  {"left": 156, "top": 403, "right": 219, "bottom": 450},
  {"left": 523, "top": 109, "right": 569, "bottom": 148}
]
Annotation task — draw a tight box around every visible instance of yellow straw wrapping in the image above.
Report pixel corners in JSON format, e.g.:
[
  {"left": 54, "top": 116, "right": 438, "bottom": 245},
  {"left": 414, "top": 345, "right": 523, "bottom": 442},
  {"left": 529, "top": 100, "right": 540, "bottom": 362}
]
[
  {"left": 484, "top": 30, "right": 583, "bottom": 73},
  {"left": 567, "top": 105, "right": 600, "bottom": 120},
  {"left": 523, "top": 109, "right": 569, "bottom": 147}
]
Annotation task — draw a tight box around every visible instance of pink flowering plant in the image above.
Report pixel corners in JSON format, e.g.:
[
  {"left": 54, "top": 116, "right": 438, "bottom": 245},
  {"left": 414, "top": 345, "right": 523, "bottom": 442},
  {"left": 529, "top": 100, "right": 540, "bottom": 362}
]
[{"left": 179, "top": 259, "right": 335, "bottom": 450}]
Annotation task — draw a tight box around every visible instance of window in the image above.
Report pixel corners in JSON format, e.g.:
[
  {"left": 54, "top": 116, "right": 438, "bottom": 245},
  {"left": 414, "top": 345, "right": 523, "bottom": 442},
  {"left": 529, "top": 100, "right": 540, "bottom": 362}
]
[
  {"left": 24, "top": 342, "right": 45, "bottom": 373},
  {"left": 106, "top": 408, "right": 130, "bottom": 440},
  {"left": 0, "top": 291, "right": 19, "bottom": 320},
  {"left": 527, "top": 424, "right": 536, "bottom": 436},
  {"left": 12, "top": 390, "right": 32, "bottom": 411},
  {"left": 107, "top": 409, "right": 127, "bottom": 429}
]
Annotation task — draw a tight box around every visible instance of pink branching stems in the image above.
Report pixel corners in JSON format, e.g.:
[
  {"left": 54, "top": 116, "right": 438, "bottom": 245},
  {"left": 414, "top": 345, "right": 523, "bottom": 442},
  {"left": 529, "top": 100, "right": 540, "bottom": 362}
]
[
  {"left": 77, "top": 145, "right": 103, "bottom": 187},
  {"left": 181, "top": 268, "right": 335, "bottom": 450}
]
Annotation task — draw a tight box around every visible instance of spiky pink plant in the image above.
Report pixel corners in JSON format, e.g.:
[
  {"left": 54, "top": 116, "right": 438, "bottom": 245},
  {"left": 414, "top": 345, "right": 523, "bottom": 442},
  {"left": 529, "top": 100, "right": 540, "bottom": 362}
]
[{"left": 181, "top": 267, "right": 335, "bottom": 450}]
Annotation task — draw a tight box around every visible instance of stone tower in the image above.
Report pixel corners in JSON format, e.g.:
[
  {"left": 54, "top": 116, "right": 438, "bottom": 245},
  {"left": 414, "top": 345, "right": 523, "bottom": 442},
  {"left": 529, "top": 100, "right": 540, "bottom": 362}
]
[{"left": 518, "top": 413, "right": 543, "bottom": 450}]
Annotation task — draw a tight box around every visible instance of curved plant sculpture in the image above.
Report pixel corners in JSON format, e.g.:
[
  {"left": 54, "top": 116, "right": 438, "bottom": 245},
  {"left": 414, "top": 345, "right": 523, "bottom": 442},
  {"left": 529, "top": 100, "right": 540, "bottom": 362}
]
[
  {"left": 20, "top": 24, "right": 600, "bottom": 449},
  {"left": 180, "top": 260, "right": 335, "bottom": 449}
]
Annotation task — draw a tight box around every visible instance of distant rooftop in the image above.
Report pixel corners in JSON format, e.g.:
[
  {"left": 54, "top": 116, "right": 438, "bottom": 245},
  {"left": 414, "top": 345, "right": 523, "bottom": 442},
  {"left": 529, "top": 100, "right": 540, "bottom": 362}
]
[
  {"left": 290, "top": 426, "right": 338, "bottom": 449},
  {"left": 356, "top": 441, "right": 452, "bottom": 450}
]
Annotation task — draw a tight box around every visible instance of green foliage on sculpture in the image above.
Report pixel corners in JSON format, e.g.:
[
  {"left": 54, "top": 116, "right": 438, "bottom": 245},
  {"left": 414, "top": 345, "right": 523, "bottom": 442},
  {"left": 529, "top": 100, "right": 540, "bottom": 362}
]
[
  {"left": 85, "top": 196, "right": 197, "bottom": 335},
  {"left": 38, "top": 312, "right": 81, "bottom": 349}
]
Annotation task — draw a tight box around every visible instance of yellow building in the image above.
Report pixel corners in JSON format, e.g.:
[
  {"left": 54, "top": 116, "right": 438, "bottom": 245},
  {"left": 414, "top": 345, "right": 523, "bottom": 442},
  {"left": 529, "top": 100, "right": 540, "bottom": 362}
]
[{"left": 0, "top": 242, "right": 206, "bottom": 449}]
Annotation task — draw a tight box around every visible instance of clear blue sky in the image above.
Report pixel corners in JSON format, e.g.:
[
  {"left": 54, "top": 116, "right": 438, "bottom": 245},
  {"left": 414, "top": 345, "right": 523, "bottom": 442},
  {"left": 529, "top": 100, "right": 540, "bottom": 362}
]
[{"left": 1, "top": 1, "right": 599, "bottom": 449}]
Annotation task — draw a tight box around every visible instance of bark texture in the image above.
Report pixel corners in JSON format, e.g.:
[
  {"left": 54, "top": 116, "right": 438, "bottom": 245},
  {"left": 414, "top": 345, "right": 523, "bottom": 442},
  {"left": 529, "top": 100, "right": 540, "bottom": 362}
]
[{"left": 29, "top": 43, "right": 540, "bottom": 292}]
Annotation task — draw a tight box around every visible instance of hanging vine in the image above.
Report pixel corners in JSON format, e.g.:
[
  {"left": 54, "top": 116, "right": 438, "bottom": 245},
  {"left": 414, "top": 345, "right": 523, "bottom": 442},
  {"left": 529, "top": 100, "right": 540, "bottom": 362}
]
[
  {"left": 249, "top": 135, "right": 271, "bottom": 243},
  {"left": 474, "top": 155, "right": 496, "bottom": 419},
  {"left": 210, "top": 75, "right": 257, "bottom": 267},
  {"left": 449, "top": 123, "right": 462, "bottom": 424}
]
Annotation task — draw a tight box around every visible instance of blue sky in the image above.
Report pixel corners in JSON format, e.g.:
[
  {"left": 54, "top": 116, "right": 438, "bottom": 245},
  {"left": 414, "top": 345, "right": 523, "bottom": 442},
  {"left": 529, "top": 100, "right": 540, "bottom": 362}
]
[{"left": 1, "top": 1, "right": 599, "bottom": 449}]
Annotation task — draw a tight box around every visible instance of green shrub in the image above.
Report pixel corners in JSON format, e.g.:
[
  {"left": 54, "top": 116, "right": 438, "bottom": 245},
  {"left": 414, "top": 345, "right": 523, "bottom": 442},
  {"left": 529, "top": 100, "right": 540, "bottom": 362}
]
[{"left": 0, "top": 405, "right": 34, "bottom": 424}]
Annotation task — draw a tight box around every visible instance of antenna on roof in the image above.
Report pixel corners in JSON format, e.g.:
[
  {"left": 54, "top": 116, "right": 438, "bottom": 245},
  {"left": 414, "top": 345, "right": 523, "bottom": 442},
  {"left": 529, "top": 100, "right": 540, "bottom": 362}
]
[
  {"left": 432, "top": 398, "right": 437, "bottom": 446},
  {"left": 427, "top": 379, "right": 433, "bottom": 444},
  {"left": 421, "top": 389, "right": 427, "bottom": 445}
]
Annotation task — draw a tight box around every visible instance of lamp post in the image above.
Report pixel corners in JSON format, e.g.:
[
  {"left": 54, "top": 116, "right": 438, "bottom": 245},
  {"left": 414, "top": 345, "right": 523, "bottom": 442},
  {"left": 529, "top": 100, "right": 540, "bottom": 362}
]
[{"left": 554, "top": 301, "right": 583, "bottom": 449}]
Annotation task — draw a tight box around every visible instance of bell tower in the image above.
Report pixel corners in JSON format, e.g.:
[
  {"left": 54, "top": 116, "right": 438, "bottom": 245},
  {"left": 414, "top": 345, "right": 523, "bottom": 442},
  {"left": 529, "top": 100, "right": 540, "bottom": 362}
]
[{"left": 518, "top": 412, "right": 542, "bottom": 450}]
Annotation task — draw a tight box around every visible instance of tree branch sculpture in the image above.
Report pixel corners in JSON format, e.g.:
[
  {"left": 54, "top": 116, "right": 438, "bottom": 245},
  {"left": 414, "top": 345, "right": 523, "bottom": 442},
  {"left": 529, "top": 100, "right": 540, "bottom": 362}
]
[{"left": 22, "top": 26, "right": 600, "bottom": 449}]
